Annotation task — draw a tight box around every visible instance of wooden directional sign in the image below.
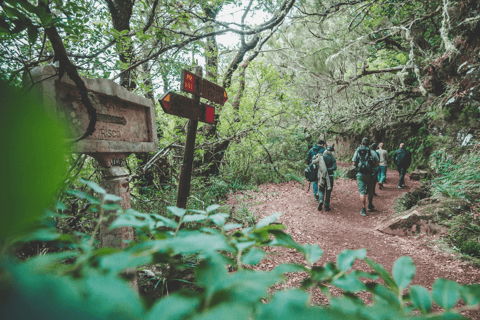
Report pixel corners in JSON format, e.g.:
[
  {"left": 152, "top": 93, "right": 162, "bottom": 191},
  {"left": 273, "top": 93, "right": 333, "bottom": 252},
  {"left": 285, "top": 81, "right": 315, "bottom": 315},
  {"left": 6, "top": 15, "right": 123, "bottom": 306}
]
[
  {"left": 30, "top": 65, "right": 158, "bottom": 154},
  {"left": 181, "top": 69, "right": 228, "bottom": 105},
  {"left": 159, "top": 92, "right": 215, "bottom": 124}
]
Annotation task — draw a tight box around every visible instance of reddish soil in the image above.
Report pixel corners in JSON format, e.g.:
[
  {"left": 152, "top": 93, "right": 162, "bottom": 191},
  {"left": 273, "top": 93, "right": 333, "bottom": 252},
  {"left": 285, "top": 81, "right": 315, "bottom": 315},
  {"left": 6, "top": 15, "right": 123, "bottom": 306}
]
[{"left": 226, "top": 165, "right": 480, "bottom": 318}]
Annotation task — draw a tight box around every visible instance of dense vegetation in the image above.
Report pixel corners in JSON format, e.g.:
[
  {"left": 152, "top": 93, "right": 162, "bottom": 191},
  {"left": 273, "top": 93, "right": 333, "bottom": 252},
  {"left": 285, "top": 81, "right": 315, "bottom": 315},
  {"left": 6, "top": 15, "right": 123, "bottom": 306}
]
[{"left": 1, "top": 0, "right": 480, "bottom": 318}]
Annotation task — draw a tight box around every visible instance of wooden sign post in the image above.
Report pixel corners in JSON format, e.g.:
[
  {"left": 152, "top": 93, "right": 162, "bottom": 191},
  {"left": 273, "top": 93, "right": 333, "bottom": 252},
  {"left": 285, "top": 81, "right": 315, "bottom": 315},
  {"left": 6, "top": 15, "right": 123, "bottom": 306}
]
[
  {"left": 30, "top": 65, "right": 158, "bottom": 253},
  {"left": 159, "top": 67, "right": 227, "bottom": 209}
]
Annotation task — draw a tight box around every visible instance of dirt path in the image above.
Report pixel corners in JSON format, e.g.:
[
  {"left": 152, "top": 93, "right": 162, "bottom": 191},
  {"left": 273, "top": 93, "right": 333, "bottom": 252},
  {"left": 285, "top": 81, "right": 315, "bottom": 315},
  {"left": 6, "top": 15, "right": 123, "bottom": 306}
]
[{"left": 227, "top": 166, "right": 480, "bottom": 318}]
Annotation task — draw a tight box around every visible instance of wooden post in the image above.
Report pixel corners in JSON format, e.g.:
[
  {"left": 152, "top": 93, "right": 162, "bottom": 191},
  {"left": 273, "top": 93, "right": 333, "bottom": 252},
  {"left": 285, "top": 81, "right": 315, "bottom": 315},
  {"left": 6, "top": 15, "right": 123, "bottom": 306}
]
[{"left": 176, "top": 66, "right": 202, "bottom": 209}]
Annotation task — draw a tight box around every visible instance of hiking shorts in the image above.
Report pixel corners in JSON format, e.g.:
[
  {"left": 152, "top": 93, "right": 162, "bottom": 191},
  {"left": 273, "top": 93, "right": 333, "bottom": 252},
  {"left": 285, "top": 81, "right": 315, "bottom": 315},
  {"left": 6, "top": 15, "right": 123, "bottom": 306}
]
[{"left": 356, "top": 174, "right": 374, "bottom": 195}]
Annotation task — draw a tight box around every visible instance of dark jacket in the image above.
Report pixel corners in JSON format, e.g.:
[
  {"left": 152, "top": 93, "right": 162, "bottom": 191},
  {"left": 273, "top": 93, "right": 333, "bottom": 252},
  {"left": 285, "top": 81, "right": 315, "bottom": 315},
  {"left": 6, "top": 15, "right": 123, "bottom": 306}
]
[
  {"left": 393, "top": 148, "right": 412, "bottom": 168},
  {"left": 323, "top": 152, "right": 337, "bottom": 176},
  {"left": 306, "top": 145, "right": 325, "bottom": 164}
]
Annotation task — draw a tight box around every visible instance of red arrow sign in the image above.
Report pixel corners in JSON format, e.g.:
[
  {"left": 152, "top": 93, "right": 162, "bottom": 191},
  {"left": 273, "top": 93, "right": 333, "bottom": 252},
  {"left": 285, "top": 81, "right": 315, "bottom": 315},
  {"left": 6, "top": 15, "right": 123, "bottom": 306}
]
[
  {"left": 181, "top": 69, "right": 228, "bottom": 105},
  {"left": 159, "top": 92, "right": 215, "bottom": 124}
]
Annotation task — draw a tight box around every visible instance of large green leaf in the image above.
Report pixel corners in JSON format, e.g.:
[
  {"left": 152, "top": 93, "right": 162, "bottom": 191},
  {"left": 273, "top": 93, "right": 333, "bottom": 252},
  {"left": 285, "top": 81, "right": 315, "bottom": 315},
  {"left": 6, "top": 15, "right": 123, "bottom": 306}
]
[
  {"left": 269, "top": 230, "right": 304, "bottom": 252},
  {"left": 192, "top": 303, "right": 252, "bottom": 320},
  {"left": 1, "top": 82, "right": 68, "bottom": 241},
  {"left": 432, "top": 278, "right": 461, "bottom": 310},
  {"left": 410, "top": 285, "right": 431, "bottom": 314},
  {"left": 242, "top": 247, "right": 265, "bottom": 265},
  {"left": 365, "top": 258, "right": 399, "bottom": 293},
  {"left": 336, "top": 249, "right": 366, "bottom": 272},
  {"left": 332, "top": 273, "right": 367, "bottom": 292},
  {"left": 366, "top": 283, "right": 401, "bottom": 308},
  {"left": 460, "top": 284, "right": 480, "bottom": 306},
  {"left": 392, "top": 256, "right": 416, "bottom": 291},
  {"left": 208, "top": 213, "right": 229, "bottom": 226},
  {"left": 147, "top": 292, "right": 200, "bottom": 320},
  {"left": 302, "top": 244, "right": 323, "bottom": 265},
  {"left": 167, "top": 206, "right": 187, "bottom": 217},
  {"left": 256, "top": 212, "right": 282, "bottom": 229},
  {"left": 183, "top": 214, "right": 207, "bottom": 222}
]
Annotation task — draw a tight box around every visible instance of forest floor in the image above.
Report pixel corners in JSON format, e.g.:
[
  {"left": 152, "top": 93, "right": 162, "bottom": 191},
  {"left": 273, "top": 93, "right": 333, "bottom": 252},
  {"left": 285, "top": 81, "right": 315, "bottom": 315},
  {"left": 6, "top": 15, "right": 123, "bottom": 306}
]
[{"left": 226, "top": 163, "right": 480, "bottom": 318}]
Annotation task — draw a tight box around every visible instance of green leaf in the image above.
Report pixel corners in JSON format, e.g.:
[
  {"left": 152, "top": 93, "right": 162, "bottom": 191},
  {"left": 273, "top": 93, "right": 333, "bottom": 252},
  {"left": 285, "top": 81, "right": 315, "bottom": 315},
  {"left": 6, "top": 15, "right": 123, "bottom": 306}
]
[
  {"left": 104, "top": 194, "right": 121, "bottom": 202},
  {"left": 365, "top": 257, "right": 398, "bottom": 293},
  {"left": 65, "top": 190, "right": 100, "bottom": 204},
  {"left": 460, "top": 284, "right": 480, "bottom": 306},
  {"left": 167, "top": 206, "right": 186, "bottom": 217},
  {"left": 332, "top": 273, "right": 366, "bottom": 292},
  {"left": 27, "top": 25, "right": 38, "bottom": 44},
  {"left": 311, "top": 262, "right": 338, "bottom": 282},
  {"left": 392, "top": 256, "right": 416, "bottom": 291},
  {"left": 336, "top": 249, "right": 366, "bottom": 272},
  {"left": 256, "top": 212, "right": 282, "bottom": 229},
  {"left": 432, "top": 278, "right": 461, "bottom": 310},
  {"left": 366, "top": 283, "right": 401, "bottom": 308},
  {"left": 21, "top": 228, "right": 60, "bottom": 242},
  {"left": 101, "top": 203, "right": 121, "bottom": 211},
  {"left": 302, "top": 244, "right": 323, "bottom": 265},
  {"left": 191, "top": 303, "right": 251, "bottom": 320},
  {"left": 208, "top": 213, "right": 229, "bottom": 226},
  {"left": 147, "top": 292, "right": 200, "bottom": 320},
  {"left": 151, "top": 214, "right": 178, "bottom": 228},
  {"left": 236, "top": 241, "right": 256, "bottom": 251},
  {"left": 242, "top": 247, "right": 265, "bottom": 265},
  {"left": 269, "top": 230, "right": 303, "bottom": 252},
  {"left": 183, "top": 214, "right": 207, "bottom": 222},
  {"left": 79, "top": 178, "right": 106, "bottom": 194},
  {"left": 410, "top": 285, "right": 431, "bottom": 314},
  {"left": 206, "top": 204, "right": 220, "bottom": 213},
  {"left": 223, "top": 223, "right": 242, "bottom": 231}
]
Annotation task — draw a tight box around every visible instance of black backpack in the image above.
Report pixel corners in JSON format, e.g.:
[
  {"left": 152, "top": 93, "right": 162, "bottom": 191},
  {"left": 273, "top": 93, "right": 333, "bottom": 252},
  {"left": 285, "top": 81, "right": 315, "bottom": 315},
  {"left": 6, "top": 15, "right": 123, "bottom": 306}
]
[
  {"left": 395, "top": 148, "right": 407, "bottom": 166},
  {"left": 356, "top": 146, "right": 374, "bottom": 175},
  {"left": 305, "top": 162, "right": 318, "bottom": 182}
]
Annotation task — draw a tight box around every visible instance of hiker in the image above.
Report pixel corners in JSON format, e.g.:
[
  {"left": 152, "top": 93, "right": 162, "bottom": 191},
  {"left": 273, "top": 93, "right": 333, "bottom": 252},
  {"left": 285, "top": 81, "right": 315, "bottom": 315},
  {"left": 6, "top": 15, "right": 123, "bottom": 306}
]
[
  {"left": 377, "top": 143, "right": 389, "bottom": 189},
  {"left": 306, "top": 140, "right": 325, "bottom": 200},
  {"left": 317, "top": 145, "right": 337, "bottom": 211},
  {"left": 393, "top": 142, "right": 412, "bottom": 189},
  {"left": 370, "top": 143, "right": 379, "bottom": 196},
  {"left": 352, "top": 138, "right": 379, "bottom": 217}
]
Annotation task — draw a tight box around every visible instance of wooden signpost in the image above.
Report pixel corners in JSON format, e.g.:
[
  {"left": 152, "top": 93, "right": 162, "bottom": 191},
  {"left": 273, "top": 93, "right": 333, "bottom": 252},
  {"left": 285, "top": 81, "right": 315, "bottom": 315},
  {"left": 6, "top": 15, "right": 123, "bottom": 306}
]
[
  {"left": 30, "top": 65, "right": 158, "bottom": 254},
  {"left": 159, "top": 67, "right": 228, "bottom": 209}
]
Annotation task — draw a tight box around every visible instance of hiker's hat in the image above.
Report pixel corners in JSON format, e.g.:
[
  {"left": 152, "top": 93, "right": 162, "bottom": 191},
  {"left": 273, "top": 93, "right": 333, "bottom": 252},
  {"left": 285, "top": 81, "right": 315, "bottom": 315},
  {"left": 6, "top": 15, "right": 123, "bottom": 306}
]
[{"left": 361, "top": 137, "right": 369, "bottom": 145}]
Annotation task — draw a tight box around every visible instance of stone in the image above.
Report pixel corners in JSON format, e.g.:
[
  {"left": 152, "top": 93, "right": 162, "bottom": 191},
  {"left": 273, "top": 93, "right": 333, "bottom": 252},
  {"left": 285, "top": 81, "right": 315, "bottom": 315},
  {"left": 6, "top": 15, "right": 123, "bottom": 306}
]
[
  {"left": 410, "top": 170, "right": 429, "bottom": 180},
  {"left": 376, "top": 209, "right": 447, "bottom": 236}
]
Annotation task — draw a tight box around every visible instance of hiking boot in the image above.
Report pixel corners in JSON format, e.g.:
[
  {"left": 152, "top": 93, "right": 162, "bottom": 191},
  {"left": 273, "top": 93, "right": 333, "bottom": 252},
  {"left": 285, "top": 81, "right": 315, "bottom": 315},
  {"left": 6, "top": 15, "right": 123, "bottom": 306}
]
[
  {"left": 398, "top": 186, "right": 404, "bottom": 189},
  {"left": 379, "top": 183, "right": 383, "bottom": 190},
  {"left": 317, "top": 202, "right": 323, "bottom": 211},
  {"left": 360, "top": 208, "right": 367, "bottom": 216},
  {"left": 324, "top": 206, "right": 331, "bottom": 212},
  {"left": 373, "top": 193, "right": 378, "bottom": 196},
  {"left": 368, "top": 203, "right": 375, "bottom": 211}
]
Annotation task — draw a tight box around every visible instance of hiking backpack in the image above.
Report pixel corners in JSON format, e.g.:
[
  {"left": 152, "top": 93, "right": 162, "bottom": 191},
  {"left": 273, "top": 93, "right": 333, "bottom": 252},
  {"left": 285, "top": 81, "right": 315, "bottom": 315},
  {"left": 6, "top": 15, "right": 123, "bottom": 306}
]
[
  {"left": 305, "top": 162, "right": 318, "bottom": 182},
  {"left": 356, "top": 146, "right": 374, "bottom": 175},
  {"left": 394, "top": 148, "right": 407, "bottom": 166}
]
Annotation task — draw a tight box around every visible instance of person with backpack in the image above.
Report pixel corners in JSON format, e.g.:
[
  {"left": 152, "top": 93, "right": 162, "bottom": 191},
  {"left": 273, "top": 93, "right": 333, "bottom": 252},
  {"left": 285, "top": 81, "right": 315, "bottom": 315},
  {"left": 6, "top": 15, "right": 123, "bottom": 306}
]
[
  {"left": 306, "top": 140, "right": 325, "bottom": 200},
  {"left": 393, "top": 142, "right": 412, "bottom": 189},
  {"left": 352, "top": 138, "right": 379, "bottom": 217},
  {"left": 370, "top": 143, "right": 380, "bottom": 196},
  {"left": 317, "top": 145, "right": 337, "bottom": 211},
  {"left": 376, "top": 143, "right": 389, "bottom": 189}
]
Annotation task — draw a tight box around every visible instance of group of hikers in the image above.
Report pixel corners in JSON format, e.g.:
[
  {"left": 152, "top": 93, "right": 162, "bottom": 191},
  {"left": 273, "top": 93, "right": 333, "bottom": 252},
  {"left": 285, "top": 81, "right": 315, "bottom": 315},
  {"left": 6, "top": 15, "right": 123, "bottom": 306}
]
[{"left": 306, "top": 138, "right": 412, "bottom": 216}]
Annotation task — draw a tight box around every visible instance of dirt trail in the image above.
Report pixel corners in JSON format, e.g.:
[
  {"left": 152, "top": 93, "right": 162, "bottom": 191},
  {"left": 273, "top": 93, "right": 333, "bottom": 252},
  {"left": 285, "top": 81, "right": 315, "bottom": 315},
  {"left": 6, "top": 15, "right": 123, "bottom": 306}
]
[{"left": 227, "top": 166, "right": 480, "bottom": 318}]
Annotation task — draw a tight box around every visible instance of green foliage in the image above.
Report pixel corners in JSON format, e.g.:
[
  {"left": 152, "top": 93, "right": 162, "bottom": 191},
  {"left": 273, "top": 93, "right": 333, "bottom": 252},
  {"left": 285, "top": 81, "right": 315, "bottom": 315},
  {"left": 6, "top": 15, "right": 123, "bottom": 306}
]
[
  {"left": 2, "top": 179, "right": 480, "bottom": 319},
  {"left": 430, "top": 147, "right": 480, "bottom": 200},
  {"left": 0, "top": 81, "right": 68, "bottom": 240}
]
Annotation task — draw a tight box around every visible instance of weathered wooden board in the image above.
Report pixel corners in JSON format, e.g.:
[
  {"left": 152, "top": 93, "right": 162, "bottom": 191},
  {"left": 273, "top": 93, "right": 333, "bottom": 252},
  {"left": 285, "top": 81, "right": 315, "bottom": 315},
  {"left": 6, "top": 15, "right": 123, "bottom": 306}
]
[{"left": 30, "top": 65, "right": 158, "bottom": 154}]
